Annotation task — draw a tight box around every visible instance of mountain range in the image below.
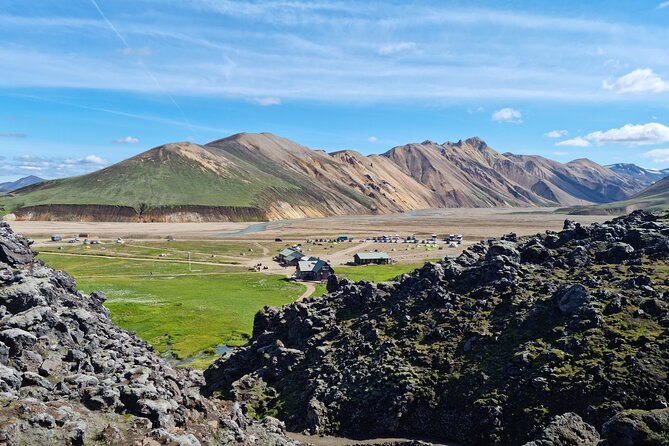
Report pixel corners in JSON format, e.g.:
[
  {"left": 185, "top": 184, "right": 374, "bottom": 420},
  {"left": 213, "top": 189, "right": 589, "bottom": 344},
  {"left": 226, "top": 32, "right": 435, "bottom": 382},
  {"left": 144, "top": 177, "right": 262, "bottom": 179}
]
[
  {"left": 605, "top": 163, "right": 669, "bottom": 186},
  {"left": 0, "top": 175, "right": 44, "bottom": 193},
  {"left": 567, "top": 173, "right": 669, "bottom": 215},
  {"left": 0, "top": 133, "right": 652, "bottom": 221}
]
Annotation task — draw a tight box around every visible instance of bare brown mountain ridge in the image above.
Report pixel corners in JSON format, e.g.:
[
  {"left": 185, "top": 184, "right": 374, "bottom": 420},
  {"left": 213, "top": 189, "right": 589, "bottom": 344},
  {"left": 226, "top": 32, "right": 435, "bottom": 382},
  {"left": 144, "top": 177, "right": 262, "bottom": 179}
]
[{"left": 1, "top": 132, "right": 646, "bottom": 222}]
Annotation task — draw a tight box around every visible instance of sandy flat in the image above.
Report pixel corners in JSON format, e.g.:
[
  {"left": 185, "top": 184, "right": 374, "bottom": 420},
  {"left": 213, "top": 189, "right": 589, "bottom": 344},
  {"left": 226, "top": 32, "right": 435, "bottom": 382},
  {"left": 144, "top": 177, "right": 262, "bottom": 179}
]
[
  {"left": 8, "top": 208, "right": 611, "bottom": 243},
  {"left": 7, "top": 220, "right": 253, "bottom": 240}
]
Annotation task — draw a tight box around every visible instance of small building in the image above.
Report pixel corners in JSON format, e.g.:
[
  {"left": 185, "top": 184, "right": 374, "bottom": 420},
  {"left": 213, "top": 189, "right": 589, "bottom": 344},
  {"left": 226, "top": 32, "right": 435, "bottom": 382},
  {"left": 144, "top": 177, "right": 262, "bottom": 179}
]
[
  {"left": 296, "top": 258, "right": 334, "bottom": 281},
  {"left": 278, "top": 247, "right": 302, "bottom": 263},
  {"left": 353, "top": 251, "right": 391, "bottom": 265},
  {"left": 283, "top": 250, "right": 309, "bottom": 267},
  {"left": 79, "top": 233, "right": 92, "bottom": 239}
]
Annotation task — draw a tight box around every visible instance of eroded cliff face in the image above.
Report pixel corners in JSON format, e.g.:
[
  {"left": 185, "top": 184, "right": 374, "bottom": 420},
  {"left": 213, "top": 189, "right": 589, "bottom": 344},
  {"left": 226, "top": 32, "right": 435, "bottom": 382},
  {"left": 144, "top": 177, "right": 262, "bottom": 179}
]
[
  {"left": 0, "top": 222, "right": 300, "bottom": 445},
  {"left": 10, "top": 204, "right": 269, "bottom": 223},
  {"left": 204, "top": 211, "right": 669, "bottom": 446}
]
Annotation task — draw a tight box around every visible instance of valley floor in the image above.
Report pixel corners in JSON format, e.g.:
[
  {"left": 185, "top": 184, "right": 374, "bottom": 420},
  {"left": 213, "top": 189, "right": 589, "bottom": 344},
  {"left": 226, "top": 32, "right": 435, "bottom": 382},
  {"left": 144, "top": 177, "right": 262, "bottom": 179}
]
[
  {"left": 10, "top": 208, "right": 612, "bottom": 368},
  {"left": 9, "top": 207, "right": 611, "bottom": 242}
]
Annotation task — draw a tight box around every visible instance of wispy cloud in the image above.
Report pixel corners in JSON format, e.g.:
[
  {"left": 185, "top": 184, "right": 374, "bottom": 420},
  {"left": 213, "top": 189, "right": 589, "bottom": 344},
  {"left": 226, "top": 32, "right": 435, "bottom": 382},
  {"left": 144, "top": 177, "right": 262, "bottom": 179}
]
[
  {"left": 492, "top": 107, "right": 522, "bottom": 123},
  {"left": 544, "top": 130, "right": 568, "bottom": 138},
  {"left": 0, "top": 154, "right": 109, "bottom": 179},
  {"left": 113, "top": 136, "right": 140, "bottom": 144},
  {"left": 251, "top": 97, "right": 282, "bottom": 106},
  {"left": 62, "top": 155, "right": 108, "bottom": 166},
  {"left": 556, "top": 137, "right": 590, "bottom": 147},
  {"left": 0, "top": 132, "right": 27, "bottom": 138},
  {"left": 0, "top": 2, "right": 667, "bottom": 104},
  {"left": 557, "top": 123, "right": 669, "bottom": 147},
  {"left": 117, "top": 47, "right": 152, "bottom": 57},
  {"left": 367, "top": 136, "right": 378, "bottom": 143},
  {"left": 3, "top": 93, "right": 233, "bottom": 135},
  {"left": 643, "top": 148, "right": 669, "bottom": 163},
  {"left": 378, "top": 42, "right": 416, "bottom": 55},
  {"left": 603, "top": 68, "right": 669, "bottom": 94},
  {"left": 658, "top": 1, "right": 669, "bottom": 9}
]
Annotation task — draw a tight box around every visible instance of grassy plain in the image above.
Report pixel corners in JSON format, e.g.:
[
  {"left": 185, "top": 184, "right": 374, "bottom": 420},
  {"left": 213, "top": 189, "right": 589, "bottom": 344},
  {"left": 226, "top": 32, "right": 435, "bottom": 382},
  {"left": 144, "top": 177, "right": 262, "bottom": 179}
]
[{"left": 39, "top": 252, "right": 304, "bottom": 367}]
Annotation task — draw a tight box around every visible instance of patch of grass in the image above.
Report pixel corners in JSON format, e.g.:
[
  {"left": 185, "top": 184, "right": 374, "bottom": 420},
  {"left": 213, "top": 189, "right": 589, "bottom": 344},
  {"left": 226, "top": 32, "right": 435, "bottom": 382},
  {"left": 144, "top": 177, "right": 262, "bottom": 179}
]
[
  {"left": 310, "top": 283, "right": 328, "bottom": 298},
  {"left": 79, "top": 274, "right": 303, "bottom": 359},
  {"left": 334, "top": 262, "right": 429, "bottom": 283},
  {"left": 39, "top": 240, "right": 262, "bottom": 263},
  {"left": 38, "top": 253, "right": 239, "bottom": 276}
]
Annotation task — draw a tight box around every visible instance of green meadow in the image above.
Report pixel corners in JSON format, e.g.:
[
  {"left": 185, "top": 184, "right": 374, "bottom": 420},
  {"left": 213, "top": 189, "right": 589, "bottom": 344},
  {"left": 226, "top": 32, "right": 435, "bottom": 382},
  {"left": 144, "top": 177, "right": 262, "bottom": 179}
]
[{"left": 39, "top": 252, "right": 303, "bottom": 368}]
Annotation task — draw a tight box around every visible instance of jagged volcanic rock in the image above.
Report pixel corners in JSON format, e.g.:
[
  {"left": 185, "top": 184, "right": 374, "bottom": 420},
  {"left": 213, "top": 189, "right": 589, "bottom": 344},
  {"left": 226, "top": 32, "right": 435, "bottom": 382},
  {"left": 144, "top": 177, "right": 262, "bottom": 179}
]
[
  {"left": 0, "top": 222, "right": 300, "bottom": 445},
  {"left": 204, "top": 211, "right": 669, "bottom": 446}
]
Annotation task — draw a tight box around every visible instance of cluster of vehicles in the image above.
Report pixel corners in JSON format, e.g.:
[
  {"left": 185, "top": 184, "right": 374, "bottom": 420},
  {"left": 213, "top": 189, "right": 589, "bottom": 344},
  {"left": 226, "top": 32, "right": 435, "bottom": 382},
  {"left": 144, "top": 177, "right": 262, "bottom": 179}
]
[
  {"left": 305, "top": 236, "right": 352, "bottom": 244},
  {"left": 50, "top": 234, "right": 126, "bottom": 246},
  {"left": 365, "top": 233, "right": 463, "bottom": 245}
]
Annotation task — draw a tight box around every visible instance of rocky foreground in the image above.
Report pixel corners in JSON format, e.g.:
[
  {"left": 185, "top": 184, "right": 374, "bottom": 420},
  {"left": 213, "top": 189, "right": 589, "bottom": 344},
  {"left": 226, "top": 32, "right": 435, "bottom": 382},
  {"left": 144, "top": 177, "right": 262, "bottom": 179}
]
[
  {"left": 205, "top": 211, "right": 669, "bottom": 445},
  {"left": 0, "top": 222, "right": 299, "bottom": 445}
]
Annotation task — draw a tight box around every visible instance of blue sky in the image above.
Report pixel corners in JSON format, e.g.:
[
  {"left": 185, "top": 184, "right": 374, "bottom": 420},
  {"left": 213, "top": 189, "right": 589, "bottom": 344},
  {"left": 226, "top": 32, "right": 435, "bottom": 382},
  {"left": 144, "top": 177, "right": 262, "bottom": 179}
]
[{"left": 1, "top": 0, "right": 669, "bottom": 182}]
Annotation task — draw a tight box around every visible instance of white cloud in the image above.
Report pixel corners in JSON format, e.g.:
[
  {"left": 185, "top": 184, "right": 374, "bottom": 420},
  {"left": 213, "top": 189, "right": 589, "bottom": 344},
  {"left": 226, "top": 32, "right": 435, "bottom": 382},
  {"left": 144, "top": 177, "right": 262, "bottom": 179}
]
[
  {"left": 544, "top": 130, "right": 568, "bottom": 138},
  {"left": 367, "top": 136, "right": 378, "bottom": 143},
  {"left": 0, "top": 132, "right": 27, "bottom": 138},
  {"left": 251, "top": 97, "right": 281, "bottom": 106},
  {"left": 378, "top": 42, "right": 416, "bottom": 55},
  {"left": 603, "top": 68, "right": 669, "bottom": 94},
  {"left": 643, "top": 148, "right": 669, "bottom": 163},
  {"left": 0, "top": 154, "right": 109, "bottom": 179},
  {"left": 54, "top": 155, "right": 109, "bottom": 174},
  {"left": 87, "top": 155, "right": 107, "bottom": 165},
  {"left": 585, "top": 123, "right": 669, "bottom": 146},
  {"left": 113, "top": 136, "right": 140, "bottom": 144},
  {"left": 556, "top": 137, "right": 591, "bottom": 147},
  {"left": 658, "top": 1, "right": 669, "bottom": 8},
  {"left": 117, "top": 47, "right": 152, "bottom": 57},
  {"left": 556, "top": 123, "right": 669, "bottom": 148},
  {"left": 492, "top": 107, "right": 522, "bottom": 123}
]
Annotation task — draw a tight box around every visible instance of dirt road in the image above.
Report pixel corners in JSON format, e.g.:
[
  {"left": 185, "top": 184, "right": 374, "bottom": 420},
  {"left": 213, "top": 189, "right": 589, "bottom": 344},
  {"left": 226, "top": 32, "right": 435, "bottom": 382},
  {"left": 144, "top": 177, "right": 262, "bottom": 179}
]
[
  {"left": 298, "top": 282, "right": 316, "bottom": 300},
  {"left": 287, "top": 432, "right": 460, "bottom": 446}
]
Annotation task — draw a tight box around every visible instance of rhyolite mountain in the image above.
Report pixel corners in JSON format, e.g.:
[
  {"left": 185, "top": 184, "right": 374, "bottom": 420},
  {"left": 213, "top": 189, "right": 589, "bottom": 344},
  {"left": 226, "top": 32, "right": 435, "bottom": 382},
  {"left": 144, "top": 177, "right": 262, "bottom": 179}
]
[
  {"left": 204, "top": 211, "right": 669, "bottom": 445},
  {"left": 0, "top": 175, "right": 44, "bottom": 193},
  {"left": 606, "top": 163, "right": 669, "bottom": 187},
  {"left": 568, "top": 174, "right": 669, "bottom": 216},
  {"left": 0, "top": 133, "right": 645, "bottom": 222}
]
